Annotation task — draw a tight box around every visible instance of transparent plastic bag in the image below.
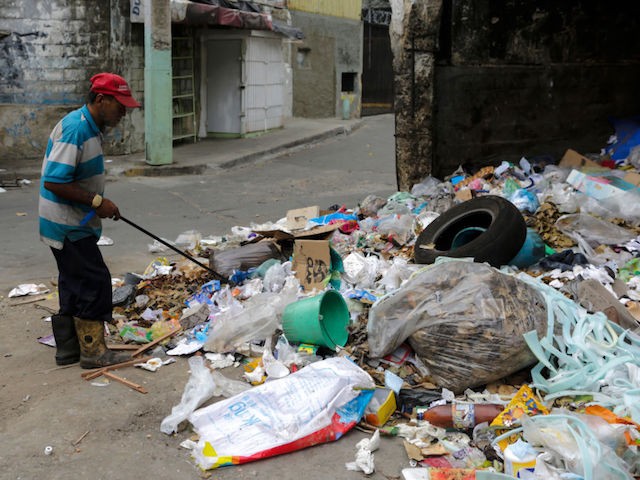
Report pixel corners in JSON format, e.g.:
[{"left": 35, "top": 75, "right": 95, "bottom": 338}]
[
  {"left": 581, "top": 189, "right": 640, "bottom": 226},
  {"left": 375, "top": 214, "right": 415, "bottom": 245},
  {"left": 541, "top": 183, "right": 582, "bottom": 213},
  {"left": 555, "top": 213, "right": 637, "bottom": 246},
  {"left": 411, "top": 176, "right": 447, "bottom": 198},
  {"left": 367, "top": 260, "right": 548, "bottom": 393},
  {"left": 160, "top": 356, "right": 218, "bottom": 434},
  {"left": 375, "top": 256, "right": 421, "bottom": 293},
  {"left": 204, "top": 282, "right": 298, "bottom": 353},
  {"left": 263, "top": 261, "right": 291, "bottom": 293}
]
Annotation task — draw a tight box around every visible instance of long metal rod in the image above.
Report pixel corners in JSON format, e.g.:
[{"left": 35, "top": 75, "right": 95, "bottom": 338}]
[{"left": 119, "top": 216, "right": 227, "bottom": 282}]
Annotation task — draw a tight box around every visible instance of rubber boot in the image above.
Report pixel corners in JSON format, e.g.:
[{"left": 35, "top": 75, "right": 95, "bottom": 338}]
[
  {"left": 51, "top": 314, "right": 80, "bottom": 365},
  {"left": 74, "top": 317, "right": 131, "bottom": 369}
]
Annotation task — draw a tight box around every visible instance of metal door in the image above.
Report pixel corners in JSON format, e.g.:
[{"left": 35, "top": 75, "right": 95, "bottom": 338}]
[
  {"left": 362, "top": 23, "right": 394, "bottom": 116},
  {"left": 206, "top": 39, "right": 242, "bottom": 134}
]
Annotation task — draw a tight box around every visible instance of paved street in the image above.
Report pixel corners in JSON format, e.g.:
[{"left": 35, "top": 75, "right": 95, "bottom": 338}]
[{"left": 0, "top": 114, "right": 396, "bottom": 292}]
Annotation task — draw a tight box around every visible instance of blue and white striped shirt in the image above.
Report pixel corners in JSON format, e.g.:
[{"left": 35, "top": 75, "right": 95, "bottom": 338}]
[{"left": 39, "top": 105, "right": 104, "bottom": 249}]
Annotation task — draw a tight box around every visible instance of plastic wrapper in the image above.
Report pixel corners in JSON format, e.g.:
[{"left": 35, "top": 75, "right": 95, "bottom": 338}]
[
  {"left": 367, "top": 260, "right": 548, "bottom": 393},
  {"left": 188, "top": 357, "right": 375, "bottom": 470}
]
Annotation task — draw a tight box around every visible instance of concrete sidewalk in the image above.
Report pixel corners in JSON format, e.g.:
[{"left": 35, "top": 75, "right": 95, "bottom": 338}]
[{"left": 1, "top": 116, "right": 364, "bottom": 181}]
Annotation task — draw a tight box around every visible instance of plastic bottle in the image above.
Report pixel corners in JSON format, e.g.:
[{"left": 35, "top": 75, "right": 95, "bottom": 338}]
[
  {"left": 503, "top": 439, "right": 537, "bottom": 477},
  {"left": 417, "top": 403, "right": 504, "bottom": 429}
]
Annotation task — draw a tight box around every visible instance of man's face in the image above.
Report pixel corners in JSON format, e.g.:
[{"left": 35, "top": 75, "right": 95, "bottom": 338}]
[{"left": 96, "top": 94, "right": 126, "bottom": 130}]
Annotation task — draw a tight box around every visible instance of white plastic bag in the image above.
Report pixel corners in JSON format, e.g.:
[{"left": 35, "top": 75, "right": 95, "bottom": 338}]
[
  {"left": 188, "top": 357, "right": 375, "bottom": 470},
  {"left": 342, "top": 252, "right": 380, "bottom": 288}
]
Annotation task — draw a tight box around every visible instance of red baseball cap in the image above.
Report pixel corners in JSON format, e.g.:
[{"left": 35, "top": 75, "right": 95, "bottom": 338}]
[{"left": 90, "top": 73, "right": 141, "bottom": 108}]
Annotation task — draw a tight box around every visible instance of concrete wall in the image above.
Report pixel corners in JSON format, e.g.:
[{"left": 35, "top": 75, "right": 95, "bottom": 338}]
[
  {"left": 290, "top": 11, "right": 363, "bottom": 118},
  {"left": 0, "top": 0, "right": 145, "bottom": 162},
  {"left": 392, "top": 0, "right": 640, "bottom": 189}
]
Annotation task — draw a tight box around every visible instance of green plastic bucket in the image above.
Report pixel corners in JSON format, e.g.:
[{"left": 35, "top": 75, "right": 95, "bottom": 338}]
[{"left": 281, "top": 290, "right": 349, "bottom": 349}]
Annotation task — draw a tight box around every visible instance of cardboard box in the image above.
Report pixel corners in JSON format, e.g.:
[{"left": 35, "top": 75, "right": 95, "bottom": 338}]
[
  {"left": 559, "top": 149, "right": 602, "bottom": 170},
  {"left": 566, "top": 169, "right": 640, "bottom": 200},
  {"left": 364, "top": 387, "right": 397, "bottom": 427},
  {"left": 292, "top": 239, "right": 330, "bottom": 292}
]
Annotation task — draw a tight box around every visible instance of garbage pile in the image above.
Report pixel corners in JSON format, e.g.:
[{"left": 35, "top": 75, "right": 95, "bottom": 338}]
[{"left": 104, "top": 147, "right": 640, "bottom": 478}]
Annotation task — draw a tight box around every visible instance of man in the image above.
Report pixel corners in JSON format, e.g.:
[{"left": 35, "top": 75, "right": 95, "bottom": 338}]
[{"left": 39, "top": 73, "right": 141, "bottom": 368}]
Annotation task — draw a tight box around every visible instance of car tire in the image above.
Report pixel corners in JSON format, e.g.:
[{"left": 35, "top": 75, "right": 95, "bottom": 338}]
[{"left": 414, "top": 195, "right": 526, "bottom": 267}]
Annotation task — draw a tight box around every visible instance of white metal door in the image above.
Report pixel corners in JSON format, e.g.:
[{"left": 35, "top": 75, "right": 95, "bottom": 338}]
[{"left": 206, "top": 39, "right": 242, "bottom": 134}]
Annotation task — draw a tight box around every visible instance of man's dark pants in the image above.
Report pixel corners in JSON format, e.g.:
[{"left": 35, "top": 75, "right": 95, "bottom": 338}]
[{"left": 51, "top": 236, "right": 112, "bottom": 322}]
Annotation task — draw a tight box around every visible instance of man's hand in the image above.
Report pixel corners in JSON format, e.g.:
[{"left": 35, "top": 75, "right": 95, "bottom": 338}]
[{"left": 96, "top": 198, "right": 120, "bottom": 220}]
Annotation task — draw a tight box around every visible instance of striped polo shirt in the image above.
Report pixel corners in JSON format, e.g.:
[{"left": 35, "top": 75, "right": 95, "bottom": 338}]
[{"left": 39, "top": 105, "right": 105, "bottom": 249}]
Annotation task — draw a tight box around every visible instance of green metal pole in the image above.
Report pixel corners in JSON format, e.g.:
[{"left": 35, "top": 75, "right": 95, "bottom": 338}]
[{"left": 144, "top": 0, "right": 173, "bottom": 165}]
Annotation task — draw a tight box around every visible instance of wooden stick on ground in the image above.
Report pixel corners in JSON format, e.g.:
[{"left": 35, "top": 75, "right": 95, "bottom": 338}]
[
  {"left": 106, "top": 344, "right": 142, "bottom": 350},
  {"left": 131, "top": 327, "right": 182, "bottom": 357},
  {"left": 72, "top": 430, "right": 90, "bottom": 446},
  {"left": 103, "top": 371, "right": 148, "bottom": 394},
  {"left": 81, "top": 356, "right": 152, "bottom": 381}
]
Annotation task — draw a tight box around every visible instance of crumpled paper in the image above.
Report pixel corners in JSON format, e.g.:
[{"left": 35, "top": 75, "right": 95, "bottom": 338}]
[
  {"left": 345, "top": 429, "right": 380, "bottom": 474},
  {"left": 9, "top": 283, "right": 49, "bottom": 298},
  {"left": 134, "top": 357, "right": 175, "bottom": 372}
]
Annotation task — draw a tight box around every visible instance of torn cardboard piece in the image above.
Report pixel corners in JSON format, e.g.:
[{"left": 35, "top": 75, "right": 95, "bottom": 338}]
[
  {"left": 559, "top": 149, "right": 603, "bottom": 170},
  {"left": 292, "top": 240, "right": 330, "bottom": 291},
  {"left": 253, "top": 223, "right": 342, "bottom": 241},
  {"left": 286, "top": 206, "right": 319, "bottom": 230}
]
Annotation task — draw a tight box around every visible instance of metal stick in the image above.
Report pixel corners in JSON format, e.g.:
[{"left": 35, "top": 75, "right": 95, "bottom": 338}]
[{"left": 119, "top": 216, "right": 227, "bottom": 282}]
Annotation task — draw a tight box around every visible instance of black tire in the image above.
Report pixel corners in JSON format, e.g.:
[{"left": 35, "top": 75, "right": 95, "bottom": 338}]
[{"left": 414, "top": 195, "right": 526, "bottom": 267}]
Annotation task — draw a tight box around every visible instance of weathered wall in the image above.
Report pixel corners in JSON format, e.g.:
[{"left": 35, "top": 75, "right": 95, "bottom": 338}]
[
  {"left": 393, "top": 0, "right": 640, "bottom": 189},
  {"left": 432, "top": 0, "right": 640, "bottom": 178},
  {"left": 290, "top": 11, "right": 363, "bottom": 118},
  {"left": 391, "top": 0, "right": 442, "bottom": 191},
  {"left": 0, "top": 0, "right": 145, "bottom": 162}
]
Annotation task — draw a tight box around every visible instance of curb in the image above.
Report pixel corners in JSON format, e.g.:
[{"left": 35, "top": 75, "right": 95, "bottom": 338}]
[
  {"left": 217, "top": 124, "right": 357, "bottom": 170},
  {"left": 4, "top": 120, "right": 364, "bottom": 180}
]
